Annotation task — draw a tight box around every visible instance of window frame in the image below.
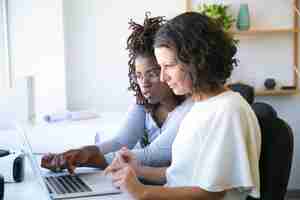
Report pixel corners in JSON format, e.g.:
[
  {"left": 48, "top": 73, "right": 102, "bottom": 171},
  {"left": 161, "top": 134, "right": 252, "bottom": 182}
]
[{"left": 0, "top": 0, "right": 12, "bottom": 90}]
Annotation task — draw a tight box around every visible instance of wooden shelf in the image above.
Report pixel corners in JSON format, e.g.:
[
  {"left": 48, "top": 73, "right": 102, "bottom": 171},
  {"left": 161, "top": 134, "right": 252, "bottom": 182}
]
[
  {"left": 185, "top": 0, "right": 300, "bottom": 96},
  {"left": 229, "top": 28, "right": 300, "bottom": 35},
  {"left": 255, "top": 89, "right": 300, "bottom": 96}
]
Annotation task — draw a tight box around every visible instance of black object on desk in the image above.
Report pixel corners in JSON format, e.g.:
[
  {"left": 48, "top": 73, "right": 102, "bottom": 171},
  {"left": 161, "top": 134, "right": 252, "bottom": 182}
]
[
  {"left": 0, "top": 174, "right": 4, "bottom": 200},
  {"left": 0, "top": 150, "right": 9, "bottom": 157},
  {"left": 0, "top": 149, "right": 25, "bottom": 183},
  {"left": 13, "top": 154, "right": 25, "bottom": 182}
]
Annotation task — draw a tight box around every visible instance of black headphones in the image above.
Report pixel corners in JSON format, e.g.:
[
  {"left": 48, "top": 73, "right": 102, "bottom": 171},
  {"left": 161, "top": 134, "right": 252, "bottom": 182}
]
[
  {"left": 0, "top": 149, "right": 24, "bottom": 183},
  {"left": 0, "top": 174, "right": 3, "bottom": 200}
]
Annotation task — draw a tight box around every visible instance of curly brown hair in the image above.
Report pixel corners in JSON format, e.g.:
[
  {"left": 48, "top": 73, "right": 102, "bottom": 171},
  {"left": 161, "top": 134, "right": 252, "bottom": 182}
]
[
  {"left": 154, "top": 12, "right": 238, "bottom": 94},
  {"left": 126, "top": 12, "right": 165, "bottom": 108}
]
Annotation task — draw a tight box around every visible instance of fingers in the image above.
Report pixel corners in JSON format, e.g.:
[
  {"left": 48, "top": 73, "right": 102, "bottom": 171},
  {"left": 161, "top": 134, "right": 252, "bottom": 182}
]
[
  {"left": 104, "top": 156, "right": 122, "bottom": 175},
  {"left": 41, "top": 153, "right": 53, "bottom": 168},
  {"left": 104, "top": 147, "right": 137, "bottom": 176},
  {"left": 111, "top": 167, "right": 125, "bottom": 184},
  {"left": 41, "top": 150, "right": 84, "bottom": 174},
  {"left": 65, "top": 160, "right": 76, "bottom": 174},
  {"left": 41, "top": 152, "right": 70, "bottom": 173},
  {"left": 51, "top": 154, "right": 65, "bottom": 172},
  {"left": 111, "top": 166, "right": 128, "bottom": 189},
  {"left": 117, "top": 151, "right": 128, "bottom": 164},
  {"left": 119, "top": 148, "right": 134, "bottom": 162},
  {"left": 63, "top": 153, "right": 78, "bottom": 174},
  {"left": 120, "top": 146, "right": 129, "bottom": 151},
  {"left": 41, "top": 153, "right": 63, "bottom": 172},
  {"left": 104, "top": 151, "right": 127, "bottom": 175},
  {"left": 110, "top": 166, "right": 139, "bottom": 192}
]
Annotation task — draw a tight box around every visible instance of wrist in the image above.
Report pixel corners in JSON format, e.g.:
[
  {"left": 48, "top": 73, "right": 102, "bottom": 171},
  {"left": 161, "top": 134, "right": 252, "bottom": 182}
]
[
  {"left": 135, "top": 164, "right": 144, "bottom": 178},
  {"left": 132, "top": 182, "right": 149, "bottom": 200},
  {"left": 85, "top": 146, "right": 108, "bottom": 169},
  {"left": 72, "top": 149, "right": 86, "bottom": 167},
  {"left": 137, "top": 185, "right": 152, "bottom": 200}
]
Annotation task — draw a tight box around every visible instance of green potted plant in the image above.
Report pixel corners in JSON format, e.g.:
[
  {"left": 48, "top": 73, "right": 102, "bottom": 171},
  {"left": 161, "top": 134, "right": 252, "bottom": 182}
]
[{"left": 197, "top": 3, "right": 235, "bottom": 31}]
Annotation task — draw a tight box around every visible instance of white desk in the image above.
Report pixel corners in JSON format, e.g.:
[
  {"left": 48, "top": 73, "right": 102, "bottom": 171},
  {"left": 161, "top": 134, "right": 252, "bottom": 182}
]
[
  {"left": 1, "top": 113, "right": 134, "bottom": 200},
  {"left": 5, "top": 159, "right": 132, "bottom": 200}
]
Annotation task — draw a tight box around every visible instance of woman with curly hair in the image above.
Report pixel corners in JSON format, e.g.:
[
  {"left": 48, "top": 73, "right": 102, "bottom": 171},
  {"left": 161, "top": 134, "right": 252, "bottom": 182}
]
[
  {"left": 41, "top": 13, "right": 193, "bottom": 175},
  {"left": 106, "top": 12, "right": 261, "bottom": 200}
]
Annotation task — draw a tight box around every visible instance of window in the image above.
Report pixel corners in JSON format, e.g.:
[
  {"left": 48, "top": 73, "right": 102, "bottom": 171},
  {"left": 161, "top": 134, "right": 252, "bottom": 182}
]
[{"left": 0, "top": 0, "right": 11, "bottom": 90}]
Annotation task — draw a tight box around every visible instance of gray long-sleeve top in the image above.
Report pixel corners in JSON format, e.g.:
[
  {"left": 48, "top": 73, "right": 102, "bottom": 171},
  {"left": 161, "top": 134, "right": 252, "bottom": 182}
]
[{"left": 97, "top": 98, "right": 193, "bottom": 167}]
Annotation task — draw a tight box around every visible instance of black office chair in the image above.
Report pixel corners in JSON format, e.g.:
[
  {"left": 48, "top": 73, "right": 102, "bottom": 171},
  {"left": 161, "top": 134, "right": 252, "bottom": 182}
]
[
  {"left": 252, "top": 102, "right": 277, "bottom": 119},
  {"left": 247, "top": 104, "right": 294, "bottom": 200},
  {"left": 228, "top": 83, "right": 255, "bottom": 104},
  {"left": 228, "top": 83, "right": 293, "bottom": 199},
  {"left": 0, "top": 174, "right": 3, "bottom": 200}
]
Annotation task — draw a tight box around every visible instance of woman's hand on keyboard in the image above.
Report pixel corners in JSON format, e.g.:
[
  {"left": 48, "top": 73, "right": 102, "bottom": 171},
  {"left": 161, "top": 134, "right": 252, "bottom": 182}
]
[
  {"left": 41, "top": 145, "right": 108, "bottom": 174},
  {"left": 41, "top": 149, "right": 86, "bottom": 174},
  {"left": 41, "top": 153, "right": 67, "bottom": 172}
]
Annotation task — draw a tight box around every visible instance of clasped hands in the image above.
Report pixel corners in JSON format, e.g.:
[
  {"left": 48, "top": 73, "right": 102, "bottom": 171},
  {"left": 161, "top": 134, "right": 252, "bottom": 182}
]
[{"left": 104, "top": 147, "right": 145, "bottom": 197}]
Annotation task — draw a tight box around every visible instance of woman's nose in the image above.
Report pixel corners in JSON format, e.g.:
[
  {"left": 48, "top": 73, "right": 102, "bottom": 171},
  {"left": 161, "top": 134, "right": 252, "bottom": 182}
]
[
  {"left": 140, "top": 78, "right": 152, "bottom": 88},
  {"left": 142, "top": 76, "right": 152, "bottom": 85}
]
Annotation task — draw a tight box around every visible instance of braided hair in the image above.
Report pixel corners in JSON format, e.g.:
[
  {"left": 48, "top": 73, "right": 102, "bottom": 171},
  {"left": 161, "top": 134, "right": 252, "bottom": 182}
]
[{"left": 127, "top": 12, "right": 165, "bottom": 109}]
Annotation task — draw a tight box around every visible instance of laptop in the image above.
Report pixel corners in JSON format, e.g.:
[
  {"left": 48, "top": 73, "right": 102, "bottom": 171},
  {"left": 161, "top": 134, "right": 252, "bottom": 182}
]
[{"left": 16, "top": 123, "right": 121, "bottom": 199}]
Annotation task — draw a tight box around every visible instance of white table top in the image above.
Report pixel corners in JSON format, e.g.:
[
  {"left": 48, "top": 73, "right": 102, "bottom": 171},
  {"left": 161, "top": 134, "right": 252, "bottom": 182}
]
[{"left": 0, "top": 112, "right": 134, "bottom": 200}]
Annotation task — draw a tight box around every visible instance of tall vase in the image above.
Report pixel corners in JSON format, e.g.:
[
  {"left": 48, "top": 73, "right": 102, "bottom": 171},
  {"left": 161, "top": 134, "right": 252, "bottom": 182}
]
[{"left": 237, "top": 4, "right": 250, "bottom": 31}]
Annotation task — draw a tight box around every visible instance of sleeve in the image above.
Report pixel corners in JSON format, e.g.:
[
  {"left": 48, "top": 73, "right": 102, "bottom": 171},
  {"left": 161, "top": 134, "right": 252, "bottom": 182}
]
[
  {"left": 96, "top": 103, "right": 146, "bottom": 155},
  {"left": 131, "top": 122, "right": 176, "bottom": 167},
  {"left": 193, "top": 105, "right": 261, "bottom": 198},
  {"left": 131, "top": 102, "right": 190, "bottom": 167}
]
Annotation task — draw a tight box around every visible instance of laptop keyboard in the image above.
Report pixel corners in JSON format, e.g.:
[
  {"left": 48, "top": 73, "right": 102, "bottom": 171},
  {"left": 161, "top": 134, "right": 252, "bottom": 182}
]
[{"left": 45, "top": 175, "right": 92, "bottom": 195}]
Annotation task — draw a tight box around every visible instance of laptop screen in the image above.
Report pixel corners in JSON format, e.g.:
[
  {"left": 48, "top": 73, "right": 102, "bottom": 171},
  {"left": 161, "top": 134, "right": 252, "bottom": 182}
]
[
  {"left": 15, "top": 123, "right": 52, "bottom": 200},
  {"left": 16, "top": 123, "right": 121, "bottom": 200}
]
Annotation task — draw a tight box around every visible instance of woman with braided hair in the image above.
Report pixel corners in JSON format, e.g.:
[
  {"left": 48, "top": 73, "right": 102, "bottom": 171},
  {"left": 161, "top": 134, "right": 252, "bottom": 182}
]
[{"left": 41, "top": 13, "right": 193, "bottom": 175}]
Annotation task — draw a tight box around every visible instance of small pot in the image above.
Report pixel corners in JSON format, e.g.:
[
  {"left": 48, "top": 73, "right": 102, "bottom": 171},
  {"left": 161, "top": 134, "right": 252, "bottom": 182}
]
[{"left": 264, "top": 78, "right": 276, "bottom": 90}]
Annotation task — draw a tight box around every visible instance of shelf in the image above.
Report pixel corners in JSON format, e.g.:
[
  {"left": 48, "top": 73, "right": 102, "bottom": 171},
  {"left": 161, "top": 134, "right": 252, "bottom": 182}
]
[
  {"left": 185, "top": 0, "right": 300, "bottom": 96},
  {"left": 229, "top": 28, "right": 300, "bottom": 35},
  {"left": 255, "top": 89, "right": 300, "bottom": 96}
]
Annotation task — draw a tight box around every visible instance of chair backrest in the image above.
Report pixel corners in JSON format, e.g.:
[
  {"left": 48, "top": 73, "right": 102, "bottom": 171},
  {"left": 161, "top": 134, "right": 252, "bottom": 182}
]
[
  {"left": 228, "top": 83, "right": 255, "bottom": 104},
  {"left": 227, "top": 84, "right": 293, "bottom": 199},
  {"left": 247, "top": 104, "right": 294, "bottom": 200},
  {"left": 252, "top": 102, "right": 277, "bottom": 119}
]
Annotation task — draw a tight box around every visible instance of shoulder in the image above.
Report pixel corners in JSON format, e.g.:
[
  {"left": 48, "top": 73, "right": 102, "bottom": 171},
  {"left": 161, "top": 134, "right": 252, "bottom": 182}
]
[
  {"left": 190, "top": 91, "right": 254, "bottom": 123},
  {"left": 172, "top": 97, "right": 194, "bottom": 115},
  {"left": 127, "top": 101, "right": 146, "bottom": 116},
  {"left": 213, "top": 91, "right": 251, "bottom": 116},
  {"left": 209, "top": 91, "right": 260, "bottom": 137},
  {"left": 128, "top": 98, "right": 146, "bottom": 110}
]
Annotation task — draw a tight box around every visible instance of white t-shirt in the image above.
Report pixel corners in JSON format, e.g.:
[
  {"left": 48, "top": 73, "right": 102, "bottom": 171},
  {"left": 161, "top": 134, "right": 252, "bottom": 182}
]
[{"left": 166, "top": 91, "right": 261, "bottom": 200}]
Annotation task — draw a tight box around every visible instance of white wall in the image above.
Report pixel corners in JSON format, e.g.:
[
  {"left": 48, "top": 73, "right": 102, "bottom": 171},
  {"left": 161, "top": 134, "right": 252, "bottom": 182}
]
[
  {"left": 0, "top": 78, "right": 28, "bottom": 129},
  {"left": 63, "top": 0, "right": 185, "bottom": 112},
  {"left": 63, "top": 0, "right": 300, "bottom": 189},
  {"left": 7, "top": 0, "right": 66, "bottom": 121}
]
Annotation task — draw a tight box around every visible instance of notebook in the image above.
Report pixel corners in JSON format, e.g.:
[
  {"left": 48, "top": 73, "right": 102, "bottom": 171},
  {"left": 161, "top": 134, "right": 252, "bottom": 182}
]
[{"left": 16, "top": 123, "right": 121, "bottom": 199}]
